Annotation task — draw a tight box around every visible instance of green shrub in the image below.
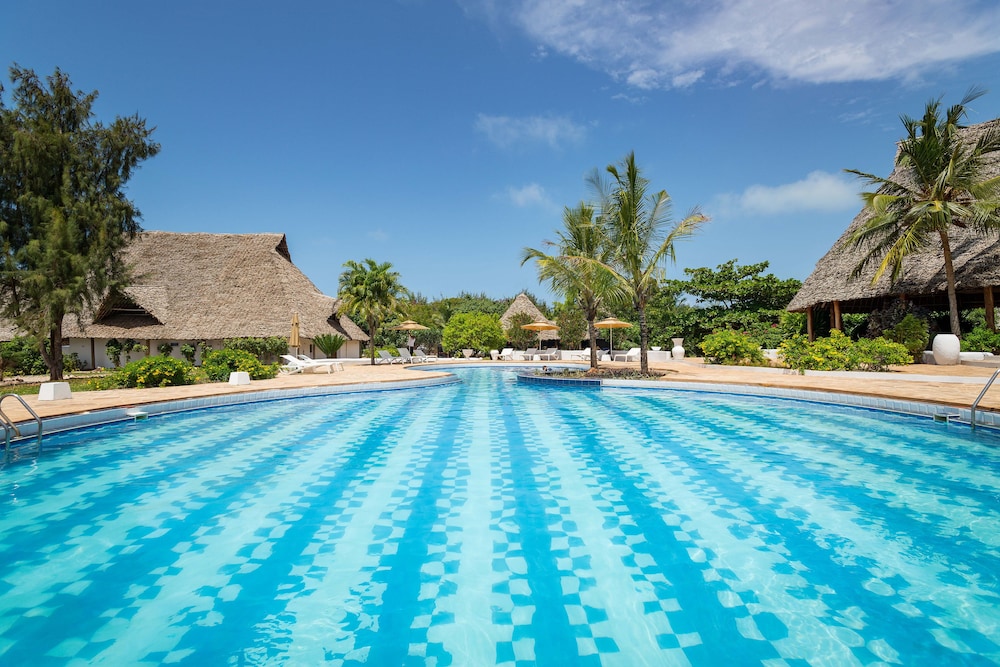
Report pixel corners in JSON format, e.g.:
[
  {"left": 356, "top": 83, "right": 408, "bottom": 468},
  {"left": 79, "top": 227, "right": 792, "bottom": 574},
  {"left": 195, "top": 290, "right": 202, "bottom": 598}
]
[
  {"left": 699, "top": 330, "right": 765, "bottom": 366},
  {"left": 883, "top": 313, "right": 929, "bottom": 360},
  {"left": 157, "top": 342, "right": 174, "bottom": 356},
  {"left": 961, "top": 326, "right": 1000, "bottom": 354},
  {"left": 442, "top": 312, "right": 506, "bottom": 356},
  {"left": 223, "top": 336, "right": 288, "bottom": 361},
  {"left": 201, "top": 348, "right": 279, "bottom": 382},
  {"left": 313, "top": 333, "right": 346, "bottom": 358},
  {"left": 779, "top": 330, "right": 911, "bottom": 372},
  {"left": 105, "top": 338, "right": 124, "bottom": 367},
  {"left": 853, "top": 337, "right": 913, "bottom": 371},
  {"left": 0, "top": 337, "right": 48, "bottom": 377},
  {"left": 91, "top": 356, "right": 197, "bottom": 389},
  {"left": 180, "top": 343, "right": 197, "bottom": 364}
]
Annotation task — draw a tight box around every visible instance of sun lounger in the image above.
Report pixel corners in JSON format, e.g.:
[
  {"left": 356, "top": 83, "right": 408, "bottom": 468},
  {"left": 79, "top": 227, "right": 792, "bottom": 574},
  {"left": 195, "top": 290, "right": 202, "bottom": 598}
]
[
  {"left": 537, "top": 348, "right": 559, "bottom": 360},
  {"left": 414, "top": 347, "right": 438, "bottom": 362},
  {"left": 498, "top": 347, "right": 514, "bottom": 360},
  {"left": 281, "top": 354, "right": 342, "bottom": 374},
  {"left": 377, "top": 350, "right": 405, "bottom": 364},
  {"left": 612, "top": 347, "right": 641, "bottom": 362}
]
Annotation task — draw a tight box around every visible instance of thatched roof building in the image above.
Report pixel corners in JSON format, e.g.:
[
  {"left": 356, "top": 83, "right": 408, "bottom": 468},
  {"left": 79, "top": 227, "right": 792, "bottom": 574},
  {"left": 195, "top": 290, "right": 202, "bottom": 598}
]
[
  {"left": 0, "top": 232, "right": 368, "bottom": 368},
  {"left": 787, "top": 118, "right": 1000, "bottom": 332},
  {"left": 500, "top": 293, "right": 559, "bottom": 341}
]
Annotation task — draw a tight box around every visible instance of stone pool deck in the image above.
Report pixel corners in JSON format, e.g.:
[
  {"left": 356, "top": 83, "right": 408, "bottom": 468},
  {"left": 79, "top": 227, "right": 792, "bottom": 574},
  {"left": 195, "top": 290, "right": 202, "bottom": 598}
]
[{"left": 1, "top": 358, "right": 998, "bottom": 426}]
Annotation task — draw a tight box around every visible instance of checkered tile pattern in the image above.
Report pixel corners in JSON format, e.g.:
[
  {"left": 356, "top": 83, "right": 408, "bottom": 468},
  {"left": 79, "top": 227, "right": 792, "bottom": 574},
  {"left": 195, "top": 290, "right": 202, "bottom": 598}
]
[{"left": 1, "top": 369, "right": 998, "bottom": 665}]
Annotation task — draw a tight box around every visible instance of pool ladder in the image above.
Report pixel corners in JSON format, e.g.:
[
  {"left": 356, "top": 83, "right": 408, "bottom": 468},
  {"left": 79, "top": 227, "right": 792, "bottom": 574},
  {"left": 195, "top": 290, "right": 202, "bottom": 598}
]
[
  {"left": 0, "top": 393, "right": 43, "bottom": 464},
  {"left": 970, "top": 368, "right": 1000, "bottom": 432}
]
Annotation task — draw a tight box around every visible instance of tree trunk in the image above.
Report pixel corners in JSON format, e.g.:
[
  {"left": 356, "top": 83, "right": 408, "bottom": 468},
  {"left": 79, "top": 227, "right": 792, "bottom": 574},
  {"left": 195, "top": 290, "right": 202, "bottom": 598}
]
[
  {"left": 587, "top": 319, "right": 599, "bottom": 369},
  {"left": 638, "top": 304, "right": 649, "bottom": 374},
  {"left": 940, "top": 230, "right": 961, "bottom": 337},
  {"left": 40, "top": 324, "right": 65, "bottom": 381},
  {"left": 369, "top": 316, "right": 377, "bottom": 365}
]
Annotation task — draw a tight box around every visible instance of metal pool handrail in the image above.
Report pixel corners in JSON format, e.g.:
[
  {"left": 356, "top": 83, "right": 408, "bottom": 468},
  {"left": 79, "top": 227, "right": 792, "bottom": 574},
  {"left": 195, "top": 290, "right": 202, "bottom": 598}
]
[
  {"left": 970, "top": 368, "right": 1000, "bottom": 431},
  {"left": 0, "top": 393, "right": 43, "bottom": 464}
]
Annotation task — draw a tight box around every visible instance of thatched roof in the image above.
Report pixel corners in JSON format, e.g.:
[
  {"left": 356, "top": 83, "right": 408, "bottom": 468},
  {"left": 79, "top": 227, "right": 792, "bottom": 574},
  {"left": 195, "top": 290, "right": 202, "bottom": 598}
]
[
  {"left": 500, "top": 293, "right": 559, "bottom": 341},
  {"left": 788, "top": 118, "right": 1000, "bottom": 314},
  {"left": 57, "top": 231, "right": 367, "bottom": 341}
]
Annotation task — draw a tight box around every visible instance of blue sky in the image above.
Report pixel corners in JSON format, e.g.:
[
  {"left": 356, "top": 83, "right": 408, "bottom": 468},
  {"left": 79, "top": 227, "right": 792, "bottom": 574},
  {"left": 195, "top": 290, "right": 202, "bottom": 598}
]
[{"left": 4, "top": 1, "right": 1000, "bottom": 303}]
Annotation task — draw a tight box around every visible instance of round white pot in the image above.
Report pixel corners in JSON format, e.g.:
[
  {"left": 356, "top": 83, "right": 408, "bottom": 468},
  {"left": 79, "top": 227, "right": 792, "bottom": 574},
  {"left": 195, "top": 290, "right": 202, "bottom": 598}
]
[{"left": 931, "top": 333, "right": 961, "bottom": 365}]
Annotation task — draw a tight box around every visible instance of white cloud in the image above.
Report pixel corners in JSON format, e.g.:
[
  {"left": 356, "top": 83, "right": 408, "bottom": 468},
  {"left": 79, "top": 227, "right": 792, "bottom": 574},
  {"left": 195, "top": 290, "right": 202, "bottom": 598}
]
[
  {"left": 465, "top": 0, "right": 1000, "bottom": 89},
  {"left": 506, "top": 183, "right": 551, "bottom": 208},
  {"left": 718, "top": 171, "right": 859, "bottom": 216},
  {"left": 475, "top": 113, "right": 586, "bottom": 148},
  {"left": 367, "top": 228, "right": 388, "bottom": 241}
]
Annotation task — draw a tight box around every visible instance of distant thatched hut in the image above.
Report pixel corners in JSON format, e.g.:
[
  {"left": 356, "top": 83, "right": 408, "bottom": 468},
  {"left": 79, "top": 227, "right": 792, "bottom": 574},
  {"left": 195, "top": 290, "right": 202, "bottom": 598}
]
[
  {"left": 51, "top": 231, "right": 368, "bottom": 368},
  {"left": 500, "top": 293, "right": 558, "bottom": 342},
  {"left": 787, "top": 118, "right": 1000, "bottom": 336}
]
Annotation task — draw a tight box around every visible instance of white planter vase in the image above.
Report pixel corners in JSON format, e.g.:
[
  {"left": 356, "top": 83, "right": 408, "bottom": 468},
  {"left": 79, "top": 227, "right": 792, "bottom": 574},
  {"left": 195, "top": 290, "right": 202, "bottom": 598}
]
[
  {"left": 932, "top": 333, "right": 961, "bottom": 365},
  {"left": 671, "top": 338, "right": 685, "bottom": 360}
]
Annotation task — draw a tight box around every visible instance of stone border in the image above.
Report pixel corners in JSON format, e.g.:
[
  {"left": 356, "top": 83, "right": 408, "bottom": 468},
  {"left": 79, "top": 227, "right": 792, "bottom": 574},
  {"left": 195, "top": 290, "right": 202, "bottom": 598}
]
[{"left": 12, "top": 374, "right": 461, "bottom": 439}]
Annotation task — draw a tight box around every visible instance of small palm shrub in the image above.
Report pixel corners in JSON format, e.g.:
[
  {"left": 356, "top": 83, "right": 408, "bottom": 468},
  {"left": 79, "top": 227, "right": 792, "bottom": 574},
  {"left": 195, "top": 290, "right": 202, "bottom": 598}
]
[
  {"left": 699, "top": 330, "right": 765, "bottom": 366},
  {"left": 313, "top": 333, "right": 346, "bottom": 358},
  {"left": 91, "top": 356, "right": 197, "bottom": 389},
  {"left": 201, "top": 349, "right": 279, "bottom": 382}
]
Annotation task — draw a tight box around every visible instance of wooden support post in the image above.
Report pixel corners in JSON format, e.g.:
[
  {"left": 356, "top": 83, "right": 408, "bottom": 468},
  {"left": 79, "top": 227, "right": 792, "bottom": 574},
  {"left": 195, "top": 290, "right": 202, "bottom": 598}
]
[
  {"left": 832, "top": 300, "right": 842, "bottom": 331},
  {"left": 806, "top": 307, "right": 814, "bottom": 341},
  {"left": 90, "top": 338, "right": 96, "bottom": 371},
  {"left": 986, "top": 286, "right": 996, "bottom": 332}
]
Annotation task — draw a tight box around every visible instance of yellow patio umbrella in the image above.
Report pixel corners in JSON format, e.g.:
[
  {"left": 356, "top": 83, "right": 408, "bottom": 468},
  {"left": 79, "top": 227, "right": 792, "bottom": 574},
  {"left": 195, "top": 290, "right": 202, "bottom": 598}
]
[
  {"left": 391, "top": 320, "right": 430, "bottom": 331},
  {"left": 521, "top": 317, "right": 559, "bottom": 349},
  {"left": 595, "top": 317, "right": 631, "bottom": 354},
  {"left": 289, "top": 312, "right": 301, "bottom": 353}
]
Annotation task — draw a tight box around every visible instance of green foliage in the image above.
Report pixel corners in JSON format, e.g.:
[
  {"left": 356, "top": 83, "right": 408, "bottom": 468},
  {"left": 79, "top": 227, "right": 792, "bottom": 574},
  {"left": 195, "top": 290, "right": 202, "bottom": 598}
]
[
  {"left": 121, "top": 339, "right": 147, "bottom": 364},
  {"left": 554, "top": 304, "right": 587, "bottom": 349},
  {"left": 0, "top": 66, "right": 160, "bottom": 380},
  {"left": 699, "top": 330, "right": 766, "bottom": 366},
  {"left": 779, "top": 331, "right": 911, "bottom": 372},
  {"left": 201, "top": 349, "right": 279, "bottom": 382},
  {"left": 91, "top": 356, "right": 196, "bottom": 389},
  {"left": 105, "top": 339, "right": 124, "bottom": 368},
  {"left": 441, "top": 312, "right": 506, "bottom": 356},
  {"left": 157, "top": 342, "right": 174, "bottom": 356},
  {"left": 0, "top": 336, "right": 47, "bottom": 378},
  {"left": 505, "top": 312, "right": 538, "bottom": 349},
  {"left": 883, "top": 313, "right": 930, "bottom": 359},
  {"left": 961, "top": 327, "right": 1000, "bottom": 354},
  {"left": 179, "top": 343, "right": 197, "bottom": 364},
  {"left": 223, "top": 336, "right": 288, "bottom": 361},
  {"left": 658, "top": 259, "right": 802, "bottom": 349},
  {"left": 313, "top": 333, "right": 346, "bottom": 358}
]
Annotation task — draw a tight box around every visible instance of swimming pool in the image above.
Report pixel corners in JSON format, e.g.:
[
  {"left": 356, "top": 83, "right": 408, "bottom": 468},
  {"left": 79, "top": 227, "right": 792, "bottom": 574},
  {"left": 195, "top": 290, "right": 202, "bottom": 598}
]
[{"left": 1, "top": 367, "right": 999, "bottom": 665}]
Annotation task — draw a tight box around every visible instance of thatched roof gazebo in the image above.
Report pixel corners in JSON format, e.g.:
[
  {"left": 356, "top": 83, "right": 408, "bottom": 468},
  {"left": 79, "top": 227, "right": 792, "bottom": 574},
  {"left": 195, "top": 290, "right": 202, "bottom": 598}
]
[
  {"left": 500, "top": 293, "right": 558, "bottom": 342},
  {"left": 787, "top": 118, "right": 1000, "bottom": 337}
]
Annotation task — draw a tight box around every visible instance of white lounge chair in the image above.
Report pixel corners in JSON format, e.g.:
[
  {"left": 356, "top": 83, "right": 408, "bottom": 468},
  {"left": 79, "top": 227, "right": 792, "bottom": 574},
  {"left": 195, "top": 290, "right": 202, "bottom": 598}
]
[
  {"left": 396, "top": 348, "right": 417, "bottom": 363},
  {"left": 414, "top": 347, "right": 438, "bottom": 362},
  {"left": 281, "top": 354, "right": 342, "bottom": 374},
  {"left": 498, "top": 347, "right": 514, "bottom": 360},
  {"left": 613, "top": 347, "right": 641, "bottom": 362},
  {"left": 537, "top": 348, "right": 559, "bottom": 360},
  {"left": 377, "top": 350, "right": 405, "bottom": 364},
  {"left": 296, "top": 353, "right": 344, "bottom": 371}
]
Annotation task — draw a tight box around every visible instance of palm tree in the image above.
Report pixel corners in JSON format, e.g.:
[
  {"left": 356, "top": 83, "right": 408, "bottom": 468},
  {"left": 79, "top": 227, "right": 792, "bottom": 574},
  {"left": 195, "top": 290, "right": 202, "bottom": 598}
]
[
  {"left": 522, "top": 202, "right": 622, "bottom": 369},
  {"left": 590, "top": 152, "right": 708, "bottom": 373},
  {"left": 338, "top": 259, "right": 408, "bottom": 365},
  {"left": 847, "top": 88, "right": 1000, "bottom": 337}
]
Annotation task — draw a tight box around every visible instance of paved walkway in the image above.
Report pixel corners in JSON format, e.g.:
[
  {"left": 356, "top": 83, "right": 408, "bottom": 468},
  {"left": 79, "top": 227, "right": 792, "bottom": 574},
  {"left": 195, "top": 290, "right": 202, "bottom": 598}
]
[{"left": 2, "top": 358, "right": 998, "bottom": 425}]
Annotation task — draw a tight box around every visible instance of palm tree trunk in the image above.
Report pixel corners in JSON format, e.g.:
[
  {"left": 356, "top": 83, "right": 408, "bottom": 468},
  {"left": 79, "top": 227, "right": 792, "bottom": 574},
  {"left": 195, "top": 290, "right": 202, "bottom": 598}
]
[
  {"left": 940, "top": 230, "right": 961, "bottom": 337},
  {"left": 368, "top": 316, "right": 377, "bottom": 365},
  {"left": 587, "top": 319, "right": 598, "bottom": 369},
  {"left": 638, "top": 305, "right": 649, "bottom": 374}
]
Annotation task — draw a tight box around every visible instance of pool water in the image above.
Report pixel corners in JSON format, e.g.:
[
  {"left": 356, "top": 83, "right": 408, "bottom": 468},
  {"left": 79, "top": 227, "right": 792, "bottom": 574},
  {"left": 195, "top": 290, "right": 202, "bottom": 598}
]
[{"left": 1, "top": 367, "right": 999, "bottom": 665}]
